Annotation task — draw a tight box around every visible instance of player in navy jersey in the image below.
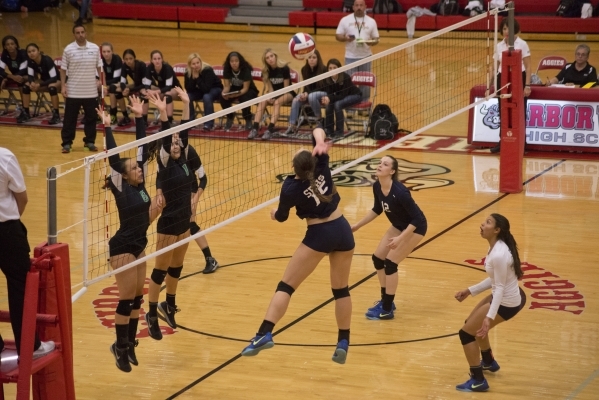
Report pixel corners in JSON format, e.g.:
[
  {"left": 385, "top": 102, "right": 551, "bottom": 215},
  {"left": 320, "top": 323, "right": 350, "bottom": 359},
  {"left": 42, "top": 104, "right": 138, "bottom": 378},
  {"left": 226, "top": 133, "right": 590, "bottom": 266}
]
[
  {"left": 144, "top": 88, "right": 200, "bottom": 340},
  {"left": 0, "top": 36, "right": 28, "bottom": 109},
  {"left": 453, "top": 214, "right": 526, "bottom": 392},
  {"left": 119, "top": 49, "right": 148, "bottom": 126},
  {"left": 143, "top": 50, "right": 181, "bottom": 124},
  {"left": 100, "top": 43, "right": 129, "bottom": 126},
  {"left": 97, "top": 96, "right": 163, "bottom": 372},
  {"left": 248, "top": 48, "right": 296, "bottom": 140},
  {"left": 351, "top": 155, "right": 427, "bottom": 320},
  {"left": 18, "top": 43, "right": 61, "bottom": 124},
  {"left": 241, "top": 127, "right": 355, "bottom": 364}
]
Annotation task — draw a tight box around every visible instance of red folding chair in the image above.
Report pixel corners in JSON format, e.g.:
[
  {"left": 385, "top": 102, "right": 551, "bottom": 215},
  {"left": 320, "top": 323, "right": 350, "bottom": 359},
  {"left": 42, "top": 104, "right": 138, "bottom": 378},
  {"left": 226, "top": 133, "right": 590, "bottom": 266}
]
[
  {"left": 345, "top": 71, "right": 377, "bottom": 134},
  {"left": 535, "top": 56, "right": 567, "bottom": 84}
]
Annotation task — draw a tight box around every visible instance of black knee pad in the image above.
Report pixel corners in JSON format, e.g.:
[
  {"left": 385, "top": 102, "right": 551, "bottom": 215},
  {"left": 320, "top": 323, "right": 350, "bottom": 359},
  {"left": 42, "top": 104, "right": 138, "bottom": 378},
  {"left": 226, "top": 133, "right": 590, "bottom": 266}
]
[
  {"left": 458, "top": 329, "right": 476, "bottom": 345},
  {"left": 331, "top": 286, "right": 350, "bottom": 300},
  {"left": 108, "top": 84, "right": 118, "bottom": 94},
  {"left": 116, "top": 299, "right": 134, "bottom": 316},
  {"left": 151, "top": 268, "right": 167, "bottom": 285},
  {"left": 48, "top": 86, "right": 58, "bottom": 96},
  {"left": 165, "top": 95, "right": 173, "bottom": 104},
  {"left": 384, "top": 259, "right": 398, "bottom": 275},
  {"left": 167, "top": 265, "right": 183, "bottom": 279},
  {"left": 372, "top": 254, "right": 385, "bottom": 271},
  {"left": 190, "top": 221, "right": 201, "bottom": 236},
  {"left": 115, "top": 92, "right": 123, "bottom": 100},
  {"left": 276, "top": 281, "right": 295, "bottom": 296},
  {"left": 22, "top": 85, "right": 31, "bottom": 95},
  {"left": 132, "top": 295, "right": 143, "bottom": 310}
]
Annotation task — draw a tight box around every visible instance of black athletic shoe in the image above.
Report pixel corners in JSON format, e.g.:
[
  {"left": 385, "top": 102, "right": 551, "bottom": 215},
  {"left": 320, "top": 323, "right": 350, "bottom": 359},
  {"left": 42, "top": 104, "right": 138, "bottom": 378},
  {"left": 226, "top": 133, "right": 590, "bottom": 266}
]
[
  {"left": 110, "top": 342, "right": 132, "bottom": 373},
  {"left": 17, "top": 111, "right": 31, "bottom": 123},
  {"left": 158, "top": 301, "right": 179, "bottom": 329},
  {"left": 144, "top": 313, "right": 163, "bottom": 340},
  {"left": 128, "top": 339, "right": 139, "bottom": 366},
  {"left": 48, "top": 112, "right": 61, "bottom": 125},
  {"left": 203, "top": 257, "right": 219, "bottom": 274},
  {"left": 118, "top": 116, "right": 131, "bottom": 126}
]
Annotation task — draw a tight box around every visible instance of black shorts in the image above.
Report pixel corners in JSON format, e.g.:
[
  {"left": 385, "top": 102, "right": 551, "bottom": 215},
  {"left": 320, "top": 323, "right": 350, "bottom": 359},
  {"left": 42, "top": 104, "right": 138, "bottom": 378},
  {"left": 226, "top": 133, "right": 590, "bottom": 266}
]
[
  {"left": 393, "top": 221, "right": 427, "bottom": 236},
  {"left": 302, "top": 216, "right": 355, "bottom": 253},
  {"left": 157, "top": 215, "right": 190, "bottom": 237},
  {"left": 494, "top": 287, "right": 527, "bottom": 321},
  {"left": 109, "top": 234, "right": 147, "bottom": 258}
]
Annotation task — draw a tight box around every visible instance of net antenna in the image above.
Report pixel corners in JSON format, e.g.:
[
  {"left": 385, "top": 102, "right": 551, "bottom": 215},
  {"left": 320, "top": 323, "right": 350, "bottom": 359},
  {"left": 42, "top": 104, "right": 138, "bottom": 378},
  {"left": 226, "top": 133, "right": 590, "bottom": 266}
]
[{"left": 46, "top": 12, "right": 504, "bottom": 302}]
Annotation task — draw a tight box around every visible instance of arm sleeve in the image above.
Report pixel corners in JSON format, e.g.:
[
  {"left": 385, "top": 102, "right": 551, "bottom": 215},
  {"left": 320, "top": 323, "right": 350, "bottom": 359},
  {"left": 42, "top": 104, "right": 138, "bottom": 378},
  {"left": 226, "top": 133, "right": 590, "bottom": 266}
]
[
  {"left": 178, "top": 119, "right": 190, "bottom": 149},
  {"left": 60, "top": 48, "right": 69, "bottom": 71},
  {"left": 143, "top": 67, "right": 152, "bottom": 89},
  {"left": 105, "top": 127, "right": 124, "bottom": 192},
  {"left": 27, "top": 64, "right": 35, "bottom": 83},
  {"left": 555, "top": 66, "right": 568, "bottom": 82},
  {"left": 372, "top": 185, "right": 383, "bottom": 215},
  {"left": 18, "top": 59, "right": 28, "bottom": 76},
  {"left": 134, "top": 117, "right": 149, "bottom": 166},
  {"left": 371, "top": 20, "right": 380, "bottom": 39},
  {"left": 134, "top": 63, "right": 148, "bottom": 92},
  {"left": 586, "top": 67, "right": 597, "bottom": 85},
  {"left": 186, "top": 146, "right": 202, "bottom": 193},
  {"left": 468, "top": 277, "right": 492, "bottom": 297},
  {"left": 485, "top": 250, "right": 512, "bottom": 320},
  {"left": 160, "top": 66, "right": 174, "bottom": 93},
  {"left": 41, "top": 59, "right": 58, "bottom": 86},
  {"left": 274, "top": 186, "right": 294, "bottom": 222},
  {"left": 6, "top": 154, "right": 26, "bottom": 193},
  {"left": 106, "top": 57, "right": 123, "bottom": 85},
  {"left": 0, "top": 59, "right": 6, "bottom": 79},
  {"left": 159, "top": 120, "right": 172, "bottom": 166}
]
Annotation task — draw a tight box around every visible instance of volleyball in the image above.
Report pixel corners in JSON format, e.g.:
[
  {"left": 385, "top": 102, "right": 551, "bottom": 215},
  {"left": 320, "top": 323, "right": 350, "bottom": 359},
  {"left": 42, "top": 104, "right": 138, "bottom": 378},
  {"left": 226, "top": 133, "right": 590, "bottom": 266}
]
[{"left": 288, "top": 32, "right": 316, "bottom": 60}]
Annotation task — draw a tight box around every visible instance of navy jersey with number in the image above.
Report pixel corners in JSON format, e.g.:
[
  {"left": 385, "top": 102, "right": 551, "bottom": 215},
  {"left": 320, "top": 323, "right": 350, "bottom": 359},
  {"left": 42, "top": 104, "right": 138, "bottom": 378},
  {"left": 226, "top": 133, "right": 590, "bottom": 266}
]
[
  {"left": 106, "top": 118, "right": 151, "bottom": 244},
  {"left": 275, "top": 152, "right": 340, "bottom": 222},
  {"left": 372, "top": 180, "right": 426, "bottom": 232}
]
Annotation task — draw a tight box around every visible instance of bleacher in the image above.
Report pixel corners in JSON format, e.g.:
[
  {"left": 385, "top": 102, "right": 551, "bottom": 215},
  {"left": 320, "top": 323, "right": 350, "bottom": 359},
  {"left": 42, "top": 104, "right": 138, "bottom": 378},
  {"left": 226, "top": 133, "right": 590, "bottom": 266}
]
[{"left": 91, "top": 0, "right": 599, "bottom": 34}]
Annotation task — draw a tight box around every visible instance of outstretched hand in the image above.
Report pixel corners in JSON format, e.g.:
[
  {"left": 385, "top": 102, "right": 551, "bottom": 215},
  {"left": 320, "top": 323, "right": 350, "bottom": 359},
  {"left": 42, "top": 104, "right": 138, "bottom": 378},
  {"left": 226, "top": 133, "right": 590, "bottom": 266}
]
[
  {"left": 147, "top": 92, "right": 167, "bottom": 112},
  {"left": 95, "top": 107, "right": 111, "bottom": 125},
  {"left": 127, "top": 95, "right": 144, "bottom": 117}
]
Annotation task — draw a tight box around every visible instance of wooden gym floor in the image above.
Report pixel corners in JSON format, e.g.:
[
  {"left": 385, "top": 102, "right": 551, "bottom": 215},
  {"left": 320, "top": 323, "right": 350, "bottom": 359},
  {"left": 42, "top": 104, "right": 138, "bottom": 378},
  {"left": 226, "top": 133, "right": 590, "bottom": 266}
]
[{"left": 1, "top": 9, "right": 599, "bottom": 400}]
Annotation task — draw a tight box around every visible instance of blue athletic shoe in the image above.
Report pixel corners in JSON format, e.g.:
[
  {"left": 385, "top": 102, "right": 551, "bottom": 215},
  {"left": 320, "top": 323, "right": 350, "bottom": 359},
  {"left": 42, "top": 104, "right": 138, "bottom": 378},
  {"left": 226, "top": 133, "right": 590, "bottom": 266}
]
[
  {"left": 481, "top": 359, "right": 500, "bottom": 372},
  {"left": 241, "top": 332, "right": 274, "bottom": 356},
  {"left": 456, "top": 375, "right": 489, "bottom": 392},
  {"left": 365, "top": 306, "right": 394, "bottom": 320},
  {"left": 366, "top": 300, "right": 396, "bottom": 314},
  {"left": 332, "top": 339, "right": 348, "bottom": 364}
]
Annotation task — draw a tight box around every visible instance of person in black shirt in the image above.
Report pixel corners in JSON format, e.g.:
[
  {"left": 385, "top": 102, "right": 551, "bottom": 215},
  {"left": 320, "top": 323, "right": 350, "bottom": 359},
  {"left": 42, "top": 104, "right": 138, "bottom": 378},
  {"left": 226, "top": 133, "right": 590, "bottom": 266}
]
[
  {"left": 248, "top": 48, "right": 296, "bottom": 141},
  {"left": 351, "top": 155, "right": 427, "bottom": 321},
  {"left": 241, "top": 127, "right": 355, "bottom": 364},
  {"left": 143, "top": 50, "right": 181, "bottom": 124},
  {"left": 220, "top": 51, "right": 258, "bottom": 132},
  {"left": 101, "top": 43, "right": 129, "bottom": 125},
  {"left": 144, "top": 88, "right": 198, "bottom": 340},
  {"left": 184, "top": 52, "right": 223, "bottom": 130},
  {"left": 119, "top": 49, "right": 148, "bottom": 126},
  {"left": 283, "top": 49, "right": 327, "bottom": 136},
  {"left": 18, "top": 43, "right": 61, "bottom": 124},
  {"left": 321, "top": 58, "right": 362, "bottom": 138},
  {"left": 97, "top": 96, "right": 163, "bottom": 372},
  {"left": 0, "top": 36, "right": 28, "bottom": 107},
  {"left": 547, "top": 44, "right": 598, "bottom": 87}
]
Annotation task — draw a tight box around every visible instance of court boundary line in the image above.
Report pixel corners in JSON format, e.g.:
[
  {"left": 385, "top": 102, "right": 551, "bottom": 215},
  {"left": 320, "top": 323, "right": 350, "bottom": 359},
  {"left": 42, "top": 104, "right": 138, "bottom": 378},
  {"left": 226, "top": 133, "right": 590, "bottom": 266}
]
[{"left": 166, "top": 159, "right": 565, "bottom": 399}]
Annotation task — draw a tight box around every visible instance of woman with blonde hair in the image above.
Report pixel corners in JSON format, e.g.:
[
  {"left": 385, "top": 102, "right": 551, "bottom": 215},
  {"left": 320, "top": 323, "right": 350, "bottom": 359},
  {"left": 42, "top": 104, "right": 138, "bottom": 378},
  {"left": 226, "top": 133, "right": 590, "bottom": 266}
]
[
  {"left": 184, "top": 52, "right": 223, "bottom": 131},
  {"left": 248, "top": 48, "right": 296, "bottom": 140}
]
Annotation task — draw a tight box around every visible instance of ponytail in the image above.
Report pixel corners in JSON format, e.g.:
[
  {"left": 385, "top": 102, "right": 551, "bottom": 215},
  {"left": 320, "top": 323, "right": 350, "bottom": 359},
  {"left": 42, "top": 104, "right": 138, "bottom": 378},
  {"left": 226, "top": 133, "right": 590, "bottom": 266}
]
[
  {"left": 293, "top": 150, "right": 335, "bottom": 204},
  {"left": 491, "top": 213, "right": 523, "bottom": 279}
]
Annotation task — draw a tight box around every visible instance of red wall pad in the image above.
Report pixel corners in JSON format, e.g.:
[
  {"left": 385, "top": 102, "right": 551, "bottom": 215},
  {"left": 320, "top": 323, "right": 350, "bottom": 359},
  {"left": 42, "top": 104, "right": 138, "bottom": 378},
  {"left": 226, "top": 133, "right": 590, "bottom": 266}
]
[
  {"left": 304, "top": 0, "right": 373, "bottom": 7},
  {"left": 289, "top": 11, "right": 316, "bottom": 27},
  {"left": 499, "top": 49, "right": 525, "bottom": 194},
  {"left": 178, "top": 7, "right": 229, "bottom": 23},
  {"left": 373, "top": 14, "right": 408, "bottom": 30},
  {"left": 315, "top": 12, "right": 347, "bottom": 28},
  {"left": 94, "top": 3, "right": 178, "bottom": 21},
  {"left": 516, "top": 17, "right": 599, "bottom": 34}
]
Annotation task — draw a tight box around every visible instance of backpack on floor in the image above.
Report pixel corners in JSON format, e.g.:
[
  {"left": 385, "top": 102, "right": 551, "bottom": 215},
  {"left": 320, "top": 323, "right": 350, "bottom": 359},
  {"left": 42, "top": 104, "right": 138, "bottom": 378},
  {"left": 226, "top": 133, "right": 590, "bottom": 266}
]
[
  {"left": 432, "top": 0, "right": 459, "bottom": 15},
  {"left": 1, "top": 0, "right": 19, "bottom": 11},
  {"left": 369, "top": 104, "right": 399, "bottom": 140},
  {"left": 556, "top": 0, "right": 583, "bottom": 17},
  {"left": 373, "top": 0, "right": 402, "bottom": 14}
]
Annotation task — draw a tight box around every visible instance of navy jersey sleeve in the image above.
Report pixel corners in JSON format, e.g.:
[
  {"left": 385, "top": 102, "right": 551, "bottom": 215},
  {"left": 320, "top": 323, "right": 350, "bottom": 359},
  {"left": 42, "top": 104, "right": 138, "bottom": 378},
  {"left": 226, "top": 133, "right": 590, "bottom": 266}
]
[
  {"left": 106, "top": 56, "right": 123, "bottom": 85},
  {"left": 160, "top": 64, "right": 175, "bottom": 93},
  {"left": 143, "top": 65, "right": 153, "bottom": 89},
  {"left": 40, "top": 56, "right": 58, "bottom": 86},
  {"left": 274, "top": 182, "right": 295, "bottom": 222},
  {"left": 186, "top": 145, "right": 205, "bottom": 193},
  {"left": 372, "top": 184, "right": 383, "bottom": 215}
]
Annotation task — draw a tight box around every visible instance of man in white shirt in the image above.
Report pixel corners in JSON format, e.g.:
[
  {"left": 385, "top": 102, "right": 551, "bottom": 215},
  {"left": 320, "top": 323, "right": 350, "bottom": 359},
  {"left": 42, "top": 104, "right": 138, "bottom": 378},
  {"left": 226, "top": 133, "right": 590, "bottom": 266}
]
[
  {"left": 0, "top": 147, "right": 54, "bottom": 358},
  {"left": 60, "top": 23, "right": 102, "bottom": 154},
  {"left": 335, "top": 0, "right": 379, "bottom": 98}
]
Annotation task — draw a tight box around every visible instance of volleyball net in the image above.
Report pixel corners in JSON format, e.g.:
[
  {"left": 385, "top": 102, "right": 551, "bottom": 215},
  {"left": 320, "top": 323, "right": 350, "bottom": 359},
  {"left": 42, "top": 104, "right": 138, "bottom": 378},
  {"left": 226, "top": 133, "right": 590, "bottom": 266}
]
[{"left": 47, "top": 10, "right": 504, "bottom": 301}]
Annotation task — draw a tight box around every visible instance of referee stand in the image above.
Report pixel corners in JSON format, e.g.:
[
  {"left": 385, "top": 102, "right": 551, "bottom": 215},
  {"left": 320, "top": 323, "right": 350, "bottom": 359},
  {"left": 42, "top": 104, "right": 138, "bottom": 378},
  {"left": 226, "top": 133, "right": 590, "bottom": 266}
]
[
  {"left": 0, "top": 246, "right": 75, "bottom": 400},
  {"left": 499, "top": 4, "right": 525, "bottom": 194}
]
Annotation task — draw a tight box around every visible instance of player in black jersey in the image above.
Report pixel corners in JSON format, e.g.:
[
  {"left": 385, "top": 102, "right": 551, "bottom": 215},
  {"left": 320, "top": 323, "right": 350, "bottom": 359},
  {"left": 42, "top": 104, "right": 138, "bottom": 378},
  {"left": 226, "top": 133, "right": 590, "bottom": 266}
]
[
  {"left": 248, "top": 48, "right": 296, "bottom": 141},
  {"left": 97, "top": 96, "right": 163, "bottom": 372},
  {"left": 100, "top": 43, "right": 129, "bottom": 126},
  {"left": 143, "top": 50, "right": 181, "bottom": 124},
  {"left": 119, "top": 49, "right": 148, "bottom": 126},
  {"left": 18, "top": 43, "right": 61, "bottom": 124},
  {"left": 352, "top": 155, "right": 427, "bottom": 320},
  {"left": 220, "top": 51, "right": 259, "bottom": 131},
  {"left": 144, "top": 88, "right": 199, "bottom": 340},
  {"left": 0, "top": 36, "right": 28, "bottom": 109},
  {"left": 241, "top": 127, "right": 355, "bottom": 364}
]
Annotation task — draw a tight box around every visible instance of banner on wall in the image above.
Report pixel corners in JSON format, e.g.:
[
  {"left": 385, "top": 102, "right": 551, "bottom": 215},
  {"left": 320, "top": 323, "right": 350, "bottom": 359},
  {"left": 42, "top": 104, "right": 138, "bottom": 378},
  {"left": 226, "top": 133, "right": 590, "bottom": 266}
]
[{"left": 472, "top": 98, "right": 599, "bottom": 148}]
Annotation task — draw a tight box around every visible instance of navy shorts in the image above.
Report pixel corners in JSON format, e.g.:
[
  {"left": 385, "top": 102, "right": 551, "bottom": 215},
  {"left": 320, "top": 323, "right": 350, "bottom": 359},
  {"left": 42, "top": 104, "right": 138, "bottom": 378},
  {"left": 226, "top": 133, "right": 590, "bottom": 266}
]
[
  {"left": 109, "top": 234, "right": 147, "bottom": 258},
  {"left": 157, "top": 215, "right": 190, "bottom": 237},
  {"left": 394, "top": 221, "right": 427, "bottom": 236},
  {"left": 302, "top": 216, "right": 355, "bottom": 253},
  {"left": 494, "top": 287, "right": 527, "bottom": 321}
]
